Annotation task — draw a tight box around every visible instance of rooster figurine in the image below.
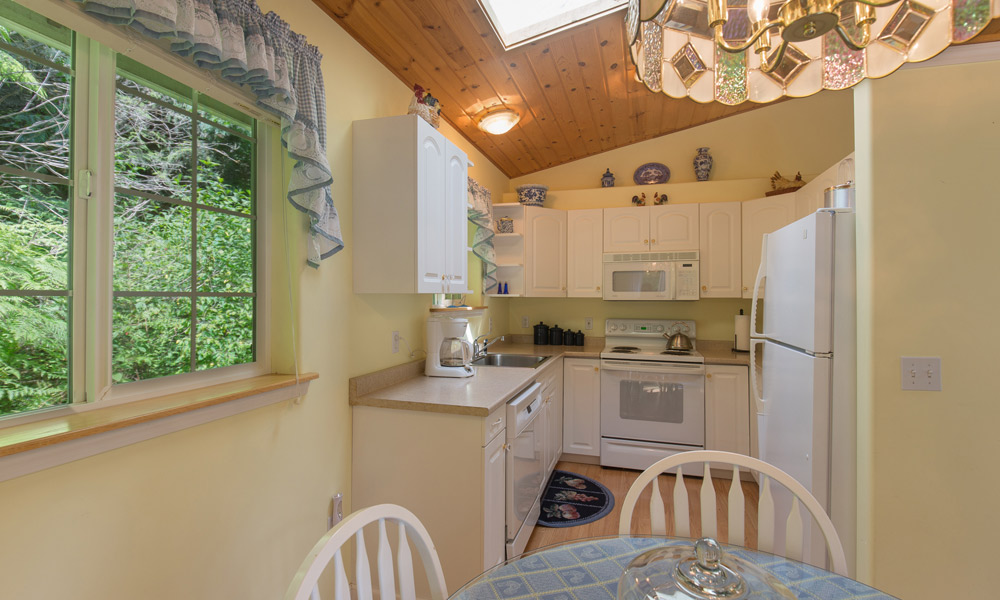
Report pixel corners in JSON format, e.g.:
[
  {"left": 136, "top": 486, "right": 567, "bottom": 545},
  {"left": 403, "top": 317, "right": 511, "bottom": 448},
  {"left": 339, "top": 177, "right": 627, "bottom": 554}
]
[{"left": 770, "top": 171, "right": 806, "bottom": 192}]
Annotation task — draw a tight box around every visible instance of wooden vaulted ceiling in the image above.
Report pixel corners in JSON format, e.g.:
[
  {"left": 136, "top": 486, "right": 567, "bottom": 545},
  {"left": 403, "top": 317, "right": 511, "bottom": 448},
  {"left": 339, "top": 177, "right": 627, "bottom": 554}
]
[{"left": 313, "top": 0, "right": 1000, "bottom": 179}]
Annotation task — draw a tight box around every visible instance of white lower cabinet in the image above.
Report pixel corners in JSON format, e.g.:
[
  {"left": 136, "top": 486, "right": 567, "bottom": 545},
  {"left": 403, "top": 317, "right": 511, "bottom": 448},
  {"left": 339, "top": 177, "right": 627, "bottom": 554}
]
[
  {"left": 483, "top": 431, "right": 506, "bottom": 569},
  {"left": 538, "top": 357, "right": 564, "bottom": 475},
  {"left": 352, "top": 404, "right": 507, "bottom": 595},
  {"left": 705, "top": 365, "right": 751, "bottom": 456},
  {"left": 562, "top": 358, "right": 601, "bottom": 457}
]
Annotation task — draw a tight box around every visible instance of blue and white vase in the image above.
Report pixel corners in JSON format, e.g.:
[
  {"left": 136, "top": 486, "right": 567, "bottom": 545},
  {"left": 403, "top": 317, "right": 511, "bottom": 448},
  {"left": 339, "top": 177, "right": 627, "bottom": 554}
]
[
  {"left": 601, "top": 168, "right": 615, "bottom": 187},
  {"left": 693, "top": 147, "right": 713, "bottom": 182}
]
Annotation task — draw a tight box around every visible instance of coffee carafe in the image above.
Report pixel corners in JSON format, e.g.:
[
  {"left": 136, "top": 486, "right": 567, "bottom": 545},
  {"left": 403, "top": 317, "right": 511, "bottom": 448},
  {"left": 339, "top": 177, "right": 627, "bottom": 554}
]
[{"left": 425, "top": 315, "right": 475, "bottom": 377}]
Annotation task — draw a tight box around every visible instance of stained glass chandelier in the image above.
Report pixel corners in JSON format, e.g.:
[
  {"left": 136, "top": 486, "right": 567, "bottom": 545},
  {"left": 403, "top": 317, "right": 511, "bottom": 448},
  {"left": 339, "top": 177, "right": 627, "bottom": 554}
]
[{"left": 626, "top": 0, "right": 998, "bottom": 104}]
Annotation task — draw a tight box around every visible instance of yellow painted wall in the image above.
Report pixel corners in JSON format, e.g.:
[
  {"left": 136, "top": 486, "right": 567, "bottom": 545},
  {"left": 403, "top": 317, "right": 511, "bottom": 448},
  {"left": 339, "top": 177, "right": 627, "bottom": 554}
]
[
  {"left": 0, "top": 1, "right": 509, "bottom": 599},
  {"left": 510, "top": 90, "right": 855, "bottom": 190},
  {"left": 503, "top": 93, "right": 854, "bottom": 340},
  {"left": 854, "top": 58, "right": 1000, "bottom": 598}
]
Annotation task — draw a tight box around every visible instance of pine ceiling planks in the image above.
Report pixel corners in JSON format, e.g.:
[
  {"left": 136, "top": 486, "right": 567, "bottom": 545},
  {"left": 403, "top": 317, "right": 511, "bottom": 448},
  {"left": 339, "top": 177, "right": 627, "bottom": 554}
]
[{"left": 313, "top": 0, "right": 1000, "bottom": 178}]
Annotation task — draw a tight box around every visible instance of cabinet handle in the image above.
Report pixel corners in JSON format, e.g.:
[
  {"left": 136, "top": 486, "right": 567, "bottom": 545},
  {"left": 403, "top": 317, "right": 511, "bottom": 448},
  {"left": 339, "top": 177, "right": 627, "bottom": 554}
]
[
  {"left": 743, "top": 286, "right": 748, "bottom": 292},
  {"left": 594, "top": 366, "right": 599, "bottom": 372},
  {"left": 596, "top": 286, "right": 601, "bottom": 291},
  {"left": 706, "top": 373, "right": 713, "bottom": 379},
  {"left": 492, "top": 418, "right": 502, "bottom": 428},
  {"left": 643, "top": 239, "right": 648, "bottom": 244},
  {"left": 651, "top": 239, "right": 656, "bottom": 244},
  {"left": 702, "top": 285, "right": 707, "bottom": 291}
]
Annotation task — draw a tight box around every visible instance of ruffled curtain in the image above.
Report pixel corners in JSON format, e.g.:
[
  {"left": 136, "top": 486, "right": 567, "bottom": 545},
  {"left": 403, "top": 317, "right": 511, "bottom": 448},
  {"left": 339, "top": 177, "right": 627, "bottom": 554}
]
[
  {"left": 74, "top": 0, "right": 343, "bottom": 266},
  {"left": 467, "top": 178, "right": 497, "bottom": 294}
]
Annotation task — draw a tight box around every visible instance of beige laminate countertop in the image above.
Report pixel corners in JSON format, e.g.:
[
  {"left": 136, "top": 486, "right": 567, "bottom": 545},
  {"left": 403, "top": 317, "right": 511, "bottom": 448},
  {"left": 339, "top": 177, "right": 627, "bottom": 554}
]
[{"left": 349, "top": 339, "right": 748, "bottom": 418}]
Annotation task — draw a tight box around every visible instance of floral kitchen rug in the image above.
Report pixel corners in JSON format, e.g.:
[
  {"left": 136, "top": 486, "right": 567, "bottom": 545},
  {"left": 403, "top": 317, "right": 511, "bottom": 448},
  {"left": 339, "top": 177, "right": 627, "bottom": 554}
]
[{"left": 537, "top": 470, "right": 615, "bottom": 527}]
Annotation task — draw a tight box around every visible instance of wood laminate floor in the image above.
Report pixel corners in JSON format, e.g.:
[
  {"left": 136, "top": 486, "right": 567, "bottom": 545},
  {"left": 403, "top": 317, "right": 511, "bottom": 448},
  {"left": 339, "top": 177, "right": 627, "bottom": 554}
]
[{"left": 524, "top": 460, "right": 760, "bottom": 552}]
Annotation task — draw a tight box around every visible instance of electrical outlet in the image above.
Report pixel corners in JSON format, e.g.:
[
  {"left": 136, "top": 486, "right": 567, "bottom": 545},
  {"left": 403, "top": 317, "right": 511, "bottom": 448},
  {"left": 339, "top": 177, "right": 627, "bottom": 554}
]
[
  {"left": 328, "top": 493, "right": 343, "bottom": 529},
  {"left": 521, "top": 316, "right": 529, "bottom": 328},
  {"left": 392, "top": 331, "right": 400, "bottom": 354},
  {"left": 585, "top": 317, "right": 594, "bottom": 330},
  {"left": 900, "top": 356, "right": 942, "bottom": 391}
]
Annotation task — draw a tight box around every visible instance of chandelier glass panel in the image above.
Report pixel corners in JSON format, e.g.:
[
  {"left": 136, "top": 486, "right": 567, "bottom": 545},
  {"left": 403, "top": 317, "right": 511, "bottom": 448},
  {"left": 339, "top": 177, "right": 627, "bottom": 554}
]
[{"left": 626, "top": 0, "right": 998, "bottom": 104}]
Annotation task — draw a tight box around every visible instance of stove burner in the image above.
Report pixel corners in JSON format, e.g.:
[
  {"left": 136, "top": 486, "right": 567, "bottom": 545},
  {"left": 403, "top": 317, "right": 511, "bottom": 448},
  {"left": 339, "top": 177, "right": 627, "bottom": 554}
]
[
  {"left": 612, "top": 346, "right": 640, "bottom": 351},
  {"left": 661, "top": 350, "right": 693, "bottom": 356},
  {"left": 610, "top": 348, "right": 639, "bottom": 354}
]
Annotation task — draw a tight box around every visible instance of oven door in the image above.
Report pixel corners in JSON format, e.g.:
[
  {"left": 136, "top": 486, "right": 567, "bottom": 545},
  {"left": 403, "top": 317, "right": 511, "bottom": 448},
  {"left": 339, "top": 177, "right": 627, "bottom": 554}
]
[
  {"left": 603, "top": 261, "right": 674, "bottom": 300},
  {"left": 600, "top": 359, "right": 705, "bottom": 446}
]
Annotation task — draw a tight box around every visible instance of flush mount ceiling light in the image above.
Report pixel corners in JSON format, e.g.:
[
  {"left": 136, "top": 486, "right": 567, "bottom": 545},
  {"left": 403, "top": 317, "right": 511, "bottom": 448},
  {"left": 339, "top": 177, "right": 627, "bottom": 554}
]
[
  {"left": 477, "top": 107, "right": 521, "bottom": 135},
  {"left": 626, "top": 0, "right": 999, "bottom": 105}
]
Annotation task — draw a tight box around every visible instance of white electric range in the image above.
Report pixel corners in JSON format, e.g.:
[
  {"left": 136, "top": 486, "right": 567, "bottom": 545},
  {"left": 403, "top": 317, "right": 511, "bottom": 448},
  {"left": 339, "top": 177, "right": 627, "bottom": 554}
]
[{"left": 600, "top": 319, "right": 706, "bottom": 470}]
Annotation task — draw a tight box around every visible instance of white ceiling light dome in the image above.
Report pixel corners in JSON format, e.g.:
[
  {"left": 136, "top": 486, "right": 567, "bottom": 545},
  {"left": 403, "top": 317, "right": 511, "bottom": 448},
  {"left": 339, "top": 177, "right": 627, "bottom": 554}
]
[{"left": 477, "top": 107, "right": 521, "bottom": 135}]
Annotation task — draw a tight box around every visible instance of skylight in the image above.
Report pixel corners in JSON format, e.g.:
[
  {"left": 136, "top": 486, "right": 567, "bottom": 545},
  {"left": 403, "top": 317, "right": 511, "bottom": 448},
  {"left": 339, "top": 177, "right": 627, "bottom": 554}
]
[{"left": 477, "top": 0, "right": 628, "bottom": 49}]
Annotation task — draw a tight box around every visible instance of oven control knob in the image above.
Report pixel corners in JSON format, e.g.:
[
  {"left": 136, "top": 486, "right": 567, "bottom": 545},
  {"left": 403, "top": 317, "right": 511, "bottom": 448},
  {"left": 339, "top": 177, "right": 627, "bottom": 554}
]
[
  {"left": 655, "top": 325, "right": 664, "bottom": 332},
  {"left": 610, "top": 323, "right": 618, "bottom": 331}
]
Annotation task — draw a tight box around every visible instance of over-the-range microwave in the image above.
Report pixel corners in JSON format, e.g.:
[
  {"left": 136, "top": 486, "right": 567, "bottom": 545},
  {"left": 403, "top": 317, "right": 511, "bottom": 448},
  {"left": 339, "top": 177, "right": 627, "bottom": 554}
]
[{"left": 602, "top": 251, "right": 699, "bottom": 300}]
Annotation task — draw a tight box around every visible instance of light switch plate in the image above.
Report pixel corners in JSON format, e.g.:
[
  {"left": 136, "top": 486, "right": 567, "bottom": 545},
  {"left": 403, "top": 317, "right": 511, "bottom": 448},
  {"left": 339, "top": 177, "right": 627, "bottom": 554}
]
[
  {"left": 900, "top": 356, "right": 942, "bottom": 391},
  {"left": 585, "top": 317, "right": 594, "bottom": 330}
]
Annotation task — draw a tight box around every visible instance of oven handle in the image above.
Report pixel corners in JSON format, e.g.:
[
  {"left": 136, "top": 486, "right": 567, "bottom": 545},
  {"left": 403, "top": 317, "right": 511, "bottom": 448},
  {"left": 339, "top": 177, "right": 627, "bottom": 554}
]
[{"left": 600, "top": 360, "right": 705, "bottom": 375}]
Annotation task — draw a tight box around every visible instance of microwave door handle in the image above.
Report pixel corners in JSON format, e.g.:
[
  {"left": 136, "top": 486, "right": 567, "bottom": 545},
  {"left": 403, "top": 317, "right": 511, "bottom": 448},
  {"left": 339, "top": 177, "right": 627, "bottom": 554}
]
[{"left": 751, "top": 235, "right": 767, "bottom": 338}]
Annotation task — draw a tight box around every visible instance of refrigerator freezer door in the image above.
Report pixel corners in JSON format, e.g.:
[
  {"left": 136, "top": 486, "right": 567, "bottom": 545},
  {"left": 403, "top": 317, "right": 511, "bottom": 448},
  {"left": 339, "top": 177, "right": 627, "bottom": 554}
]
[
  {"left": 761, "top": 211, "right": 834, "bottom": 354},
  {"left": 757, "top": 339, "right": 832, "bottom": 567}
]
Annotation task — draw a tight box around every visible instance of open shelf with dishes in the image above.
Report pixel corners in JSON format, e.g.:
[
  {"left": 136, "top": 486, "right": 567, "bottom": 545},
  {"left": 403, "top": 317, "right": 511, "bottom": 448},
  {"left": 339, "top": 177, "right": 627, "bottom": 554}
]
[{"left": 491, "top": 204, "right": 525, "bottom": 296}]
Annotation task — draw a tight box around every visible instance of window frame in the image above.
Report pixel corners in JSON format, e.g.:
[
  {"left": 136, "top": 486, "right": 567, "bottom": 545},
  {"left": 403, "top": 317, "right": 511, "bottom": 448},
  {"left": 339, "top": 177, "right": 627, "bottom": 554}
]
[{"left": 0, "top": 0, "right": 276, "bottom": 426}]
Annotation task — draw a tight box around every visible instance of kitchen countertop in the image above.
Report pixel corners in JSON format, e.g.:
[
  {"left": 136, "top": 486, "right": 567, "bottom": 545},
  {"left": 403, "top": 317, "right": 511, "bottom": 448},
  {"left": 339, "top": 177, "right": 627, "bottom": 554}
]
[{"left": 349, "top": 337, "right": 748, "bottom": 418}]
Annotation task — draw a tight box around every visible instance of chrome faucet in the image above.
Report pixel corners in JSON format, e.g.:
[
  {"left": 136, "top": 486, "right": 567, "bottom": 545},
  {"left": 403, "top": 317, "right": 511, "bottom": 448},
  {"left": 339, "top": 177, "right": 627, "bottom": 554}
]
[{"left": 473, "top": 334, "right": 504, "bottom": 359}]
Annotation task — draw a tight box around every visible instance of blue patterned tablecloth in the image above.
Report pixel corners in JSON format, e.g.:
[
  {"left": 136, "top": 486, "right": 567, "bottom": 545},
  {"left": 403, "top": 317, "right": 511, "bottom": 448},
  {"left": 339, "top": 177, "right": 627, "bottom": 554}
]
[{"left": 451, "top": 537, "right": 895, "bottom": 600}]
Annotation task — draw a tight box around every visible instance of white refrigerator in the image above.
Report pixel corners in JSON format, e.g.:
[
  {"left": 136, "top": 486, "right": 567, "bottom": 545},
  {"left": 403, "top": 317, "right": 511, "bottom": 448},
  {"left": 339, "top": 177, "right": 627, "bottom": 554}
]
[{"left": 749, "top": 208, "right": 856, "bottom": 574}]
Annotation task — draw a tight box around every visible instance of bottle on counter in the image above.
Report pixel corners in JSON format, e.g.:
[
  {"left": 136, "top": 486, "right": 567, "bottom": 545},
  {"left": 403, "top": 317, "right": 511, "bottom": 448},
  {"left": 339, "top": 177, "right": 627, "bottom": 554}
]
[{"left": 575, "top": 330, "right": 585, "bottom": 346}]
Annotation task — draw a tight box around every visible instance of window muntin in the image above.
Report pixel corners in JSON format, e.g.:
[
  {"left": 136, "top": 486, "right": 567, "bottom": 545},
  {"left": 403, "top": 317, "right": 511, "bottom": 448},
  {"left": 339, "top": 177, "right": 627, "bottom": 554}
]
[{"left": 0, "top": 15, "right": 73, "bottom": 416}]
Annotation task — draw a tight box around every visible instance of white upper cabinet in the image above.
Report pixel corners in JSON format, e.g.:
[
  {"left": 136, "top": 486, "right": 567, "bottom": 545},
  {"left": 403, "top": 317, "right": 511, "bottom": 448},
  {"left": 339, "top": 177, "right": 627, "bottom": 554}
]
[
  {"left": 353, "top": 115, "right": 469, "bottom": 294},
  {"left": 567, "top": 209, "right": 603, "bottom": 297},
  {"left": 525, "top": 207, "right": 567, "bottom": 297},
  {"left": 741, "top": 195, "right": 795, "bottom": 299},
  {"left": 650, "top": 204, "right": 699, "bottom": 251},
  {"left": 605, "top": 205, "right": 699, "bottom": 252},
  {"left": 795, "top": 154, "right": 853, "bottom": 219},
  {"left": 603, "top": 207, "right": 649, "bottom": 252},
  {"left": 699, "top": 201, "right": 742, "bottom": 298}
]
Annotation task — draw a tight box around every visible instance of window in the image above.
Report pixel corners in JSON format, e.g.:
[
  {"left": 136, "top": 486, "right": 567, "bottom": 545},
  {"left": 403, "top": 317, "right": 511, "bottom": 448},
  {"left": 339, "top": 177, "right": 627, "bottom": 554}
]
[
  {"left": 477, "top": 0, "right": 627, "bottom": 49},
  {"left": 0, "top": 2, "right": 265, "bottom": 419}
]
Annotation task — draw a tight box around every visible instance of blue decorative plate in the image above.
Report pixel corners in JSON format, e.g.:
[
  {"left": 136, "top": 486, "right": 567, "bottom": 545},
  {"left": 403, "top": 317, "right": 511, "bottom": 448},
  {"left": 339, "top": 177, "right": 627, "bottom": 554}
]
[{"left": 633, "top": 162, "right": 671, "bottom": 185}]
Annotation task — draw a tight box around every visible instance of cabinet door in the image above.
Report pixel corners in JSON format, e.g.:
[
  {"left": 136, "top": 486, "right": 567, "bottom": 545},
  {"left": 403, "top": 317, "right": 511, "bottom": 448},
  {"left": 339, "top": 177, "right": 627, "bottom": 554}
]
[
  {"left": 525, "top": 207, "right": 567, "bottom": 297},
  {"left": 603, "top": 207, "right": 650, "bottom": 252},
  {"left": 699, "top": 202, "right": 742, "bottom": 298},
  {"left": 567, "top": 209, "right": 603, "bottom": 297},
  {"left": 483, "top": 432, "right": 506, "bottom": 570},
  {"left": 548, "top": 366, "right": 564, "bottom": 473},
  {"left": 795, "top": 156, "right": 850, "bottom": 219},
  {"left": 741, "top": 195, "right": 795, "bottom": 299},
  {"left": 445, "top": 142, "right": 469, "bottom": 292},
  {"left": 705, "top": 365, "right": 750, "bottom": 455},
  {"left": 650, "top": 204, "right": 699, "bottom": 251},
  {"left": 416, "top": 125, "right": 448, "bottom": 293},
  {"left": 563, "top": 359, "right": 601, "bottom": 457}
]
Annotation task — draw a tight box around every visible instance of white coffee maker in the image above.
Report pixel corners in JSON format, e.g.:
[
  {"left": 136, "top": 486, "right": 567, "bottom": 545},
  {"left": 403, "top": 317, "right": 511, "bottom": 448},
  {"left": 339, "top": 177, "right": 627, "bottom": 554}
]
[{"left": 425, "top": 314, "right": 476, "bottom": 378}]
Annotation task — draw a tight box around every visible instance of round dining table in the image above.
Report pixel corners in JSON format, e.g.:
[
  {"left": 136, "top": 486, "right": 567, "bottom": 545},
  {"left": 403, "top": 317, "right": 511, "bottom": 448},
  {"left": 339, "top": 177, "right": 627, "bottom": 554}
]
[{"left": 450, "top": 536, "right": 895, "bottom": 600}]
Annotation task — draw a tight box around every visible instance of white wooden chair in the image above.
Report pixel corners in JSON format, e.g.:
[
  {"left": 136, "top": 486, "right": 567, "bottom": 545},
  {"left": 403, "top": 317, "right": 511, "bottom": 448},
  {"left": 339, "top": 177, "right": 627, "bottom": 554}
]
[
  {"left": 617, "top": 450, "right": 848, "bottom": 576},
  {"left": 284, "top": 504, "right": 448, "bottom": 600}
]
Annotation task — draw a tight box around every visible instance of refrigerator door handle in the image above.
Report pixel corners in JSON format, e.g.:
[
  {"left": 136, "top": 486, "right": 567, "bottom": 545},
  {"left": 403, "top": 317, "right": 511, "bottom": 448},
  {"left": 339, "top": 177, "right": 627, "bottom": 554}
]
[
  {"left": 750, "top": 235, "right": 767, "bottom": 338},
  {"left": 749, "top": 338, "right": 766, "bottom": 415}
]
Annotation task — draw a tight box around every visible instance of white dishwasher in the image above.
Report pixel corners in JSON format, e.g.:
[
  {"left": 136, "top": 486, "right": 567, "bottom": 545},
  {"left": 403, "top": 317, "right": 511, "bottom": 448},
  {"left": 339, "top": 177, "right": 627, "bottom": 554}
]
[{"left": 505, "top": 382, "right": 544, "bottom": 558}]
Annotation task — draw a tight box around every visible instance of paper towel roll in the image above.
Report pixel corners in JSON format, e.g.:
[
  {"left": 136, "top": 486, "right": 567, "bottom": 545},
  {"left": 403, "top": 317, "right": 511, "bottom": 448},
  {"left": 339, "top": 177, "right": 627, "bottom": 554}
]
[{"left": 735, "top": 312, "right": 751, "bottom": 351}]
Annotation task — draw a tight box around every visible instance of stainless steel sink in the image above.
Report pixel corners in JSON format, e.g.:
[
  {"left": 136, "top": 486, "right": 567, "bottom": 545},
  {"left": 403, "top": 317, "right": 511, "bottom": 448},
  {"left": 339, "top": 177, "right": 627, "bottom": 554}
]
[{"left": 471, "top": 354, "right": 549, "bottom": 368}]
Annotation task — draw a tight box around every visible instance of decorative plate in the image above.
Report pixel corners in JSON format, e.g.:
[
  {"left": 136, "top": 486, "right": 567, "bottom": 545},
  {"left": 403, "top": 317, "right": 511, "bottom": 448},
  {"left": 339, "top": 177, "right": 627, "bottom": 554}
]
[{"left": 633, "top": 162, "right": 671, "bottom": 185}]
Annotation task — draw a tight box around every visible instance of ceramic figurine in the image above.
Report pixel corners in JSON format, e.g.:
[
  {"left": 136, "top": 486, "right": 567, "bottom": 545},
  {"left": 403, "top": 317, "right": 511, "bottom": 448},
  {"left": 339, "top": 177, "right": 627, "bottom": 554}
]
[
  {"left": 694, "top": 147, "right": 713, "bottom": 181},
  {"left": 632, "top": 193, "right": 646, "bottom": 206},
  {"left": 653, "top": 191, "right": 667, "bottom": 205},
  {"left": 601, "top": 168, "right": 615, "bottom": 187}
]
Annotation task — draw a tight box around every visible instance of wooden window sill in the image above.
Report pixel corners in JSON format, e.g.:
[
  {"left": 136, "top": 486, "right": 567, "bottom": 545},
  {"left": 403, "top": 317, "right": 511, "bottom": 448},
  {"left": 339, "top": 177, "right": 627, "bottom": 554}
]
[{"left": 0, "top": 373, "right": 317, "bottom": 480}]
